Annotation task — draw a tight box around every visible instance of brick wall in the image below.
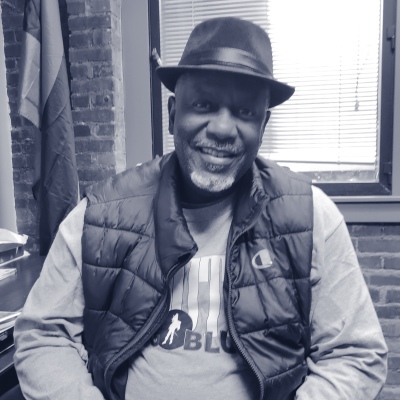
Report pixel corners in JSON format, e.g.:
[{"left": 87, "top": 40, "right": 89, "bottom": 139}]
[
  {"left": 67, "top": 0, "right": 126, "bottom": 194},
  {"left": 348, "top": 224, "right": 400, "bottom": 400},
  {"left": 0, "top": 0, "right": 125, "bottom": 253}
]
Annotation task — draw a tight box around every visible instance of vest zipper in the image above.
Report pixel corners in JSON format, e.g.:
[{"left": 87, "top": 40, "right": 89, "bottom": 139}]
[
  {"left": 226, "top": 197, "right": 269, "bottom": 400},
  {"left": 104, "top": 259, "right": 193, "bottom": 400}
]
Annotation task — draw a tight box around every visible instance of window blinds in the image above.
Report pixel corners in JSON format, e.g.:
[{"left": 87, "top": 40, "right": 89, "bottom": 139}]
[{"left": 159, "top": 0, "right": 381, "bottom": 183}]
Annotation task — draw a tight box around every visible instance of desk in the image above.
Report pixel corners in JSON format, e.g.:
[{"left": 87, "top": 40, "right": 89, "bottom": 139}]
[{"left": 0, "top": 255, "right": 45, "bottom": 378}]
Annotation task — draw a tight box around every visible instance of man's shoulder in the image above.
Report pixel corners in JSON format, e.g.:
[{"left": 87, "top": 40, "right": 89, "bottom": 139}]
[
  {"left": 83, "top": 154, "right": 171, "bottom": 206},
  {"left": 255, "top": 156, "right": 312, "bottom": 198}
]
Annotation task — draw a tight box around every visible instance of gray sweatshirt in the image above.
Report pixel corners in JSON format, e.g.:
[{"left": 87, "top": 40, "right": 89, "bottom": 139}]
[{"left": 13, "top": 186, "right": 387, "bottom": 399}]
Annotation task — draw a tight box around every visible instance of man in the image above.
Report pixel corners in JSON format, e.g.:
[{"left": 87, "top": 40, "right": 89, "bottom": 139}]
[{"left": 14, "top": 17, "right": 387, "bottom": 400}]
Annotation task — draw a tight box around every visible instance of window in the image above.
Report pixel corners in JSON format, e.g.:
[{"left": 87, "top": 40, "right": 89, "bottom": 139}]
[{"left": 149, "top": 0, "right": 396, "bottom": 196}]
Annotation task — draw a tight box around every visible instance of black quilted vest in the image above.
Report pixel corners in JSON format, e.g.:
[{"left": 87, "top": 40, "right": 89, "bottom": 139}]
[{"left": 82, "top": 152, "right": 313, "bottom": 400}]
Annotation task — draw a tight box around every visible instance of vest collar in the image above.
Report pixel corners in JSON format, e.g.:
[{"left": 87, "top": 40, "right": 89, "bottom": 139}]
[
  {"left": 154, "top": 153, "right": 198, "bottom": 278},
  {"left": 154, "top": 153, "right": 270, "bottom": 277}
]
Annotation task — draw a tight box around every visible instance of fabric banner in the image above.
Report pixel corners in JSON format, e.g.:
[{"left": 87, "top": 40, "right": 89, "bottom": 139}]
[{"left": 18, "top": 0, "right": 79, "bottom": 255}]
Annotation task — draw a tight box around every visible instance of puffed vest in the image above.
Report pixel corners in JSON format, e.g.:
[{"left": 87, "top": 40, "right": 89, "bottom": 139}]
[{"left": 82, "top": 152, "right": 313, "bottom": 400}]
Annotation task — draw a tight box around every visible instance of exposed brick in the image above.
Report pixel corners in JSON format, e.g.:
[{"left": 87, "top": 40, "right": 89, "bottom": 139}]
[
  {"left": 370, "top": 274, "right": 400, "bottom": 286},
  {"left": 70, "top": 47, "right": 112, "bottom": 62},
  {"left": 4, "top": 43, "right": 21, "bottom": 57},
  {"left": 25, "top": 154, "right": 35, "bottom": 168},
  {"left": 387, "top": 289, "right": 400, "bottom": 304},
  {"left": 72, "top": 109, "right": 114, "bottom": 123},
  {"left": 17, "top": 221, "right": 37, "bottom": 237},
  {"left": 21, "top": 169, "right": 34, "bottom": 183},
  {"left": 74, "top": 124, "right": 91, "bottom": 137},
  {"left": 1, "top": 15, "right": 23, "bottom": 30},
  {"left": 358, "top": 238, "right": 400, "bottom": 253},
  {"left": 369, "top": 287, "right": 380, "bottom": 303},
  {"left": 13, "top": 170, "right": 21, "bottom": 182},
  {"left": 70, "top": 32, "right": 91, "bottom": 48},
  {"left": 72, "top": 94, "right": 90, "bottom": 108},
  {"left": 21, "top": 142, "right": 35, "bottom": 153},
  {"left": 358, "top": 255, "right": 382, "bottom": 270},
  {"left": 375, "top": 304, "right": 400, "bottom": 319},
  {"left": 68, "top": 15, "right": 111, "bottom": 31},
  {"left": 380, "top": 320, "right": 400, "bottom": 337},
  {"left": 6, "top": 72, "right": 19, "bottom": 86},
  {"left": 14, "top": 198, "right": 27, "bottom": 208},
  {"left": 8, "top": 101, "right": 18, "bottom": 114},
  {"left": 379, "top": 386, "right": 400, "bottom": 400},
  {"left": 3, "top": 30, "right": 15, "bottom": 44},
  {"left": 5, "top": 59, "right": 16, "bottom": 69},
  {"left": 348, "top": 225, "right": 387, "bottom": 237},
  {"left": 385, "top": 258, "right": 400, "bottom": 270},
  {"left": 76, "top": 153, "right": 92, "bottom": 168},
  {"left": 75, "top": 139, "right": 114, "bottom": 153},
  {"left": 67, "top": 1, "right": 85, "bottom": 15},
  {"left": 93, "top": 63, "right": 113, "bottom": 77},
  {"left": 12, "top": 143, "right": 21, "bottom": 153},
  {"left": 12, "top": 155, "right": 25, "bottom": 168},
  {"left": 71, "top": 77, "right": 114, "bottom": 93},
  {"left": 7, "top": 87, "right": 18, "bottom": 101},
  {"left": 387, "top": 371, "right": 400, "bottom": 385},
  {"left": 95, "top": 152, "right": 116, "bottom": 167},
  {"left": 97, "top": 124, "right": 115, "bottom": 136},
  {"left": 89, "top": 0, "right": 111, "bottom": 13},
  {"left": 93, "top": 29, "right": 111, "bottom": 46},
  {"left": 13, "top": 182, "right": 30, "bottom": 195},
  {"left": 15, "top": 29, "right": 22, "bottom": 42},
  {"left": 70, "top": 64, "right": 91, "bottom": 79},
  {"left": 93, "top": 93, "right": 113, "bottom": 107},
  {"left": 78, "top": 168, "right": 115, "bottom": 182},
  {"left": 389, "top": 356, "right": 400, "bottom": 370}
]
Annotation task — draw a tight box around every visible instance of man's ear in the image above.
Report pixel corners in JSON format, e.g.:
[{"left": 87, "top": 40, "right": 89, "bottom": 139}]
[
  {"left": 168, "top": 96, "right": 176, "bottom": 135},
  {"left": 263, "top": 110, "right": 271, "bottom": 131},
  {"left": 259, "top": 110, "right": 271, "bottom": 145}
]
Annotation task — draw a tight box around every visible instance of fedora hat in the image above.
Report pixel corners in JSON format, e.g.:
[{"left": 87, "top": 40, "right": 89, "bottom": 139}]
[{"left": 156, "top": 17, "right": 294, "bottom": 108}]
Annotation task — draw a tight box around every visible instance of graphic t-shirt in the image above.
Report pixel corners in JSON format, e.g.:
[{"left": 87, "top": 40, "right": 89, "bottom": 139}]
[{"left": 125, "top": 194, "right": 259, "bottom": 399}]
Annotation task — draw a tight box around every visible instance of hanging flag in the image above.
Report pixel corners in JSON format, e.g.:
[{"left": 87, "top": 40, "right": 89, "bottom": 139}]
[{"left": 18, "top": 0, "right": 79, "bottom": 255}]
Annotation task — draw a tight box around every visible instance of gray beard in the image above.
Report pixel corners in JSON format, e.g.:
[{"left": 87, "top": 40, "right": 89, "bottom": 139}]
[{"left": 189, "top": 170, "right": 235, "bottom": 193}]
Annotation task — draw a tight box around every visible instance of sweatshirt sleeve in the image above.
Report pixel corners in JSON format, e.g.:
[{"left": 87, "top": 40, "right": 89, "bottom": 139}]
[
  {"left": 295, "top": 187, "right": 388, "bottom": 400},
  {"left": 13, "top": 198, "right": 105, "bottom": 400}
]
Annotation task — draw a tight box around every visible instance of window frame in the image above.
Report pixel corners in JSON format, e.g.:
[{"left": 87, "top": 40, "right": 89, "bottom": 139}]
[
  {"left": 118, "top": 0, "right": 400, "bottom": 222},
  {"left": 148, "top": 0, "right": 397, "bottom": 197}
]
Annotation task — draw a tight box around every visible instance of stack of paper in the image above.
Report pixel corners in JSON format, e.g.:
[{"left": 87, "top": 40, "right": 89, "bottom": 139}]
[
  {"left": 0, "top": 311, "right": 21, "bottom": 354},
  {"left": 0, "top": 268, "right": 16, "bottom": 282}
]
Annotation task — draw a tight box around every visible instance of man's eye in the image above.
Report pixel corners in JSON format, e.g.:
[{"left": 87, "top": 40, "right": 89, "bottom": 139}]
[
  {"left": 239, "top": 108, "right": 255, "bottom": 117},
  {"left": 193, "top": 101, "right": 211, "bottom": 110}
]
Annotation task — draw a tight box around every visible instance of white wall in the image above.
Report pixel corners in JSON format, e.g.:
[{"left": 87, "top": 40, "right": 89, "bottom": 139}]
[{"left": 121, "top": 0, "right": 153, "bottom": 169}]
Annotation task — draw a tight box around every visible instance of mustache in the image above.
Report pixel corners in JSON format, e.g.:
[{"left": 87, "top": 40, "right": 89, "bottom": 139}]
[{"left": 193, "top": 139, "right": 241, "bottom": 154}]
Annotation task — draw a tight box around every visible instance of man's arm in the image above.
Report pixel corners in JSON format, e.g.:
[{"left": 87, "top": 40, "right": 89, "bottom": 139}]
[
  {"left": 13, "top": 199, "right": 105, "bottom": 400},
  {"left": 295, "top": 187, "right": 387, "bottom": 400}
]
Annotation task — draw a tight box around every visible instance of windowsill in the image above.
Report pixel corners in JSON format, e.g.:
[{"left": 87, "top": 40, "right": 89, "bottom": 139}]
[{"left": 332, "top": 195, "right": 400, "bottom": 203}]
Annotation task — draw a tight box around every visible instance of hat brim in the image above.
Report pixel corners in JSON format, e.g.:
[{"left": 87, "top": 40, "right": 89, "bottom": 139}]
[{"left": 156, "top": 65, "right": 295, "bottom": 108}]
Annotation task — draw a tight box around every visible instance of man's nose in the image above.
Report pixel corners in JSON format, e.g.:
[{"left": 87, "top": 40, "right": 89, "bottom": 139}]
[{"left": 206, "top": 108, "right": 237, "bottom": 141}]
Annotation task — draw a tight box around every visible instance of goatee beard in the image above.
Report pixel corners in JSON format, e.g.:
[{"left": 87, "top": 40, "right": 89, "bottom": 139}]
[{"left": 189, "top": 170, "right": 235, "bottom": 193}]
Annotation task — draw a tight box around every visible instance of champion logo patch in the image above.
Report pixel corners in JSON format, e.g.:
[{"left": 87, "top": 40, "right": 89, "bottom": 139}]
[{"left": 252, "top": 249, "right": 273, "bottom": 269}]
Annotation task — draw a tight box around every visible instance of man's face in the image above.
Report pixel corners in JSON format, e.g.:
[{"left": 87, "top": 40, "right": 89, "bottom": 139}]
[{"left": 168, "top": 71, "right": 270, "bottom": 202}]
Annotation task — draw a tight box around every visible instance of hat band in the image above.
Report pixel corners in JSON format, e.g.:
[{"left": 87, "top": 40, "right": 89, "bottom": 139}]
[{"left": 179, "top": 47, "right": 273, "bottom": 78}]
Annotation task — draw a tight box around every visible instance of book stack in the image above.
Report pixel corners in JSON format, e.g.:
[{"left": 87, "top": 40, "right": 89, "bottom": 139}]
[
  {"left": 0, "top": 311, "right": 21, "bottom": 355},
  {"left": 0, "top": 229, "right": 27, "bottom": 266}
]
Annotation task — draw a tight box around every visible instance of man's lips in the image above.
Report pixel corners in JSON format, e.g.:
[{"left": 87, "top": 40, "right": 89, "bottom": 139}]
[
  {"left": 200, "top": 147, "right": 235, "bottom": 158},
  {"left": 195, "top": 146, "right": 239, "bottom": 166}
]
